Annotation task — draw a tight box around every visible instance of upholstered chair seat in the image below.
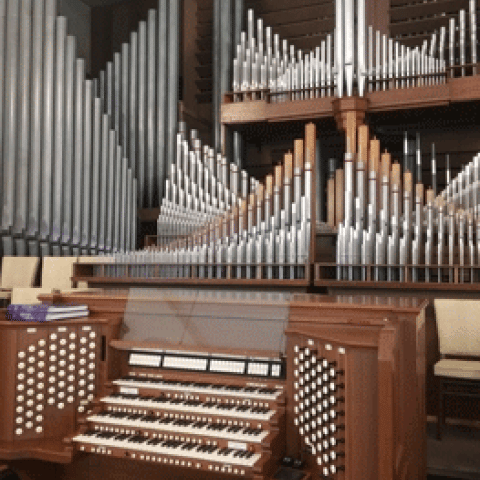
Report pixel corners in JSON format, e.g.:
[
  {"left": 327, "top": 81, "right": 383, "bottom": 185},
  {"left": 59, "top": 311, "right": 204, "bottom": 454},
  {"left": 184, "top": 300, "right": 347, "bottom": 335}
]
[{"left": 434, "top": 299, "right": 480, "bottom": 440}]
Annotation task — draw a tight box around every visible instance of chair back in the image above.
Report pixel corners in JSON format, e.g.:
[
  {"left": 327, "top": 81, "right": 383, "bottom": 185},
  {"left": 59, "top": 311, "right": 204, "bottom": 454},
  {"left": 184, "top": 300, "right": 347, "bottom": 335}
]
[
  {"left": 0, "top": 256, "right": 40, "bottom": 288},
  {"left": 434, "top": 299, "right": 480, "bottom": 357},
  {"left": 11, "top": 288, "right": 54, "bottom": 305},
  {"left": 41, "top": 257, "right": 79, "bottom": 291}
]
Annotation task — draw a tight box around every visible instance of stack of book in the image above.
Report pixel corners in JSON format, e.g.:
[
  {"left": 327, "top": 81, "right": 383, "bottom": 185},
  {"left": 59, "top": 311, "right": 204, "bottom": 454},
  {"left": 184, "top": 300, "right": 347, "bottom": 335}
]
[{"left": 6, "top": 304, "right": 89, "bottom": 322}]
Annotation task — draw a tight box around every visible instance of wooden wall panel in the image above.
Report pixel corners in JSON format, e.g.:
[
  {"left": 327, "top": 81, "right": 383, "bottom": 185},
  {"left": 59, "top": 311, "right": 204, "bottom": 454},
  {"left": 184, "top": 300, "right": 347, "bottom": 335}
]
[{"left": 389, "top": 0, "right": 471, "bottom": 45}]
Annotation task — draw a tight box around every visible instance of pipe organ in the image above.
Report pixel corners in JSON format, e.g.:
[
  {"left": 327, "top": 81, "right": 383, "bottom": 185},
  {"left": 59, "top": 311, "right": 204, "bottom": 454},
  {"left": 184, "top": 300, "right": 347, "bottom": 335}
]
[
  {"left": 0, "top": 0, "right": 141, "bottom": 257},
  {"left": 92, "top": 122, "right": 316, "bottom": 282},
  {"left": 230, "top": 1, "right": 479, "bottom": 103},
  {"left": 95, "top": 0, "right": 181, "bottom": 209},
  {"left": 330, "top": 118, "right": 480, "bottom": 284}
]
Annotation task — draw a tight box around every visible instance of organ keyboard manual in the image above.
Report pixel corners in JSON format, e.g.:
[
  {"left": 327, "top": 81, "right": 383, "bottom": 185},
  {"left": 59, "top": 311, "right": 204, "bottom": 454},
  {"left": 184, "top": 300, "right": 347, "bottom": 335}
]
[{"left": 68, "top": 289, "right": 291, "bottom": 480}]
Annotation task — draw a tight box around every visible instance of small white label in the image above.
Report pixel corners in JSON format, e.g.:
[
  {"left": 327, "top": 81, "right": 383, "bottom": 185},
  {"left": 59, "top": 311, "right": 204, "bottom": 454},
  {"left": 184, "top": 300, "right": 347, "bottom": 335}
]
[
  {"left": 271, "top": 364, "right": 282, "bottom": 377},
  {"left": 163, "top": 356, "right": 208, "bottom": 371},
  {"left": 57, "top": 327, "right": 67, "bottom": 332},
  {"left": 210, "top": 359, "right": 245, "bottom": 374},
  {"left": 82, "top": 326, "right": 92, "bottom": 331},
  {"left": 26, "top": 328, "right": 37, "bottom": 334},
  {"left": 247, "top": 362, "right": 269, "bottom": 376},
  {"left": 119, "top": 387, "right": 139, "bottom": 395},
  {"left": 228, "top": 441, "right": 247, "bottom": 451},
  {"left": 129, "top": 353, "right": 162, "bottom": 368}
]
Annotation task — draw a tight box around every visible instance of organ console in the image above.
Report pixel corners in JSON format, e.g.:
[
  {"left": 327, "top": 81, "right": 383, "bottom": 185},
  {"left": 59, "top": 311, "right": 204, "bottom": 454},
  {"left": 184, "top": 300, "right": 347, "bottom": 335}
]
[
  {"left": 66, "top": 289, "right": 290, "bottom": 479},
  {"left": 72, "top": 346, "right": 286, "bottom": 478},
  {"left": 6, "top": 288, "right": 424, "bottom": 480}
]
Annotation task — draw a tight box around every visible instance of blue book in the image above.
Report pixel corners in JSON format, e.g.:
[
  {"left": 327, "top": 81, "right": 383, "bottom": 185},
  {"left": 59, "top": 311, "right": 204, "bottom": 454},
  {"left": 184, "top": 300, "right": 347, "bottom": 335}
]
[{"left": 6, "top": 304, "right": 89, "bottom": 322}]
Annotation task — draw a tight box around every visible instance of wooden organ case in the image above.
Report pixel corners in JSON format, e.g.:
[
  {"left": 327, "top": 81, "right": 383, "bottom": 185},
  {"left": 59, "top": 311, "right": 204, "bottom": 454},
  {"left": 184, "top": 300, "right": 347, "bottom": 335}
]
[
  {"left": 285, "top": 296, "right": 428, "bottom": 480},
  {"left": 67, "top": 289, "right": 291, "bottom": 480}
]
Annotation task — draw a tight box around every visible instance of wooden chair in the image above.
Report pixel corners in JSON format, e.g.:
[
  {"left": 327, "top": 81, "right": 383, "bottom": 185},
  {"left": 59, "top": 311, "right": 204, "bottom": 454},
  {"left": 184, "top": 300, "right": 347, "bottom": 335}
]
[
  {"left": 41, "top": 256, "right": 79, "bottom": 291},
  {"left": 0, "top": 256, "right": 40, "bottom": 305},
  {"left": 41, "top": 256, "right": 100, "bottom": 293},
  {"left": 434, "top": 299, "right": 480, "bottom": 439}
]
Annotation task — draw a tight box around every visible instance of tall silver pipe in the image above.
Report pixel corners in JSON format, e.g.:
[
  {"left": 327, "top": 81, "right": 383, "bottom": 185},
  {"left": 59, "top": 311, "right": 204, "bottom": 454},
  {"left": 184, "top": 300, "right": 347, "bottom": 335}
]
[
  {"left": 121, "top": 43, "right": 129, "bottom": 160},
  {"left": 449, "top": 18, "right": 455, "bottom": 77},
  {"left": 113, "top": 52, "right": 121, "bottom": 136},
  {"left": 137, "top": 21, "right": 147, "bottom": 206},
  {"left": 81, "top": 80, "right": 93, "bottom": 249},
  {"left": 106, "top": 130, "right": 116, "bottom": 252},
  {"left": 416, "top": 132, "right": 422, "bottom": 183},
  {"left": 72, "top": 59, "right": 85, "bottom": 247},
  {"left": 0, "top": 0, "right": 6, "bottom": 235},
  {"left": 213, "top": 0, "right": 221, "bottom": 150},
  {"left": 14, "top": 0, "right": 33, "bottom": 238},
  {"left": 129, "top": 31, "right": 138, "bottom": 179},
  {"left": 126, "top": 169, "right": 133, "bottom": 251},
  {"left": 91, "top": 98, "right": 102, "bottom": 251},
  {"left": 98, "top": 114, "right": 109, "bottom": 251},
  {"left": 220, "top": 0, "right": 233, "bottom": 158},
  {"left": 156, "top": 1, "right": 167, "bottom": 198},
  {"left": 368, "top": 26, "right": 373, "bottom": 92},
  {"left": 335, "top": 0, "right": 344, "bottom": 97},
  {"left": 52, "top": 15, "right": 67, "bottom": 245},
  {"left": 356, "top": 0, "right": 366, "bottom": 96},
  {"left": 232, "top": 0, "right": 244, "bottom": 167},
  {"left": 120, "top": 157, "right": 128, "bottom": 251},
  {"left": 61, "top": 36, "right": 76, "bottom": 245},
  {"left": 375, "top": 30, "right": 381, "bottom": 91},
  {"left": 460, "top": 10, "right": 466, "bottom": 76},
  {"left": 132, "top": 178, "right": 137, "bottom": 250},
  {"left": 344, "top": 0, "right": 354, "bottom": 96},
  {"left": 470, "top": 0, "right": 477, "bottom": 75},
  {"left": 106, "top": 61, "right": 113, "bottom": 123},
  {"left": 166, "top": 0, "right": 180, "bottom": 205},
  {"left": 113, "top": 146, "right": 121, "bottom": 252},
  {"left": 2, "top": 0, "right": 20, "bottom": 233},
  {"left": 99, "top": 69, "right": 105, "bottom": 105},
  {"left": 147, "top": 9, "right": 156, "bottom": 207}
]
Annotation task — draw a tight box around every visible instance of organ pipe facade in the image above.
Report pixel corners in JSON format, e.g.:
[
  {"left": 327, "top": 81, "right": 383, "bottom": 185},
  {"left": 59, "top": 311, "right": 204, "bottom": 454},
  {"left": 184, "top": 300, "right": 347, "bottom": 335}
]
[{"left": 0, "top": 0, "right": 185, "bottom": 256}]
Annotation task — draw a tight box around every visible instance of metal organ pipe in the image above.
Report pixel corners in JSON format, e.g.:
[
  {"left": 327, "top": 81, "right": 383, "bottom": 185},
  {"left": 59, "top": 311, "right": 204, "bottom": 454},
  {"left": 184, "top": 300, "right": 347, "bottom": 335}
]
[
  {"left": 2, "top": 0, "right": 20, "bottom": 244},
  {"left": 14, "top": 0, "right": 33, "bottom": 253},
  {"left": 52, "top": 15, "right": 67, "bottom": 249},
  {"left": 0, "top": 0, "right": 140, "bottom": 256}
]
